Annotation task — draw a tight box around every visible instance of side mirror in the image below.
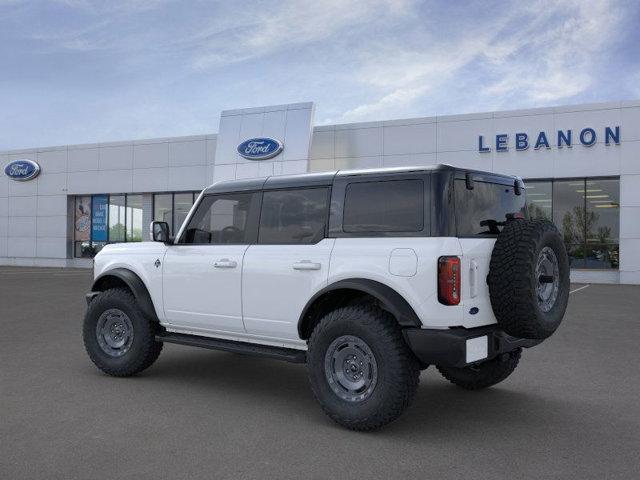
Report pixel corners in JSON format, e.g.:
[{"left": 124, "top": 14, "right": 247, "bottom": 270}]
[{"left": 151, "top": 221, "right": 171, "bottom": 243}]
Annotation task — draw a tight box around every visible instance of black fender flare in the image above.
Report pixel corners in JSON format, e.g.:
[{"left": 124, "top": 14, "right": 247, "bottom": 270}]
[
  {"left": 91, "top": 268, "right": 159, "bottom": 322},
  {"left": 297, "top": 278, "right": 422, "bottom": 337}
]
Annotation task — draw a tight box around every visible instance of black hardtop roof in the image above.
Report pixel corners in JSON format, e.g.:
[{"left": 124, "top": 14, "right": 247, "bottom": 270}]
[{"left": 202, "top": 164, "right": 519, "bottom": 195}]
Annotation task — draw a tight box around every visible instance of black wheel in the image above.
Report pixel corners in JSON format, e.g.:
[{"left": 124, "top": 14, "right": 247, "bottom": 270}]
[
  {"left": 488, "top": 219, "right": 570, "bottom": 339},
  {"left": 437, "top": 349, "right": 521, "bottom": 390},
  {"left": 307, "top": 304, "right": 420, "bottom": 431},
  {"left": 83, "top": 288, "right": 163, "bottom": 376}
]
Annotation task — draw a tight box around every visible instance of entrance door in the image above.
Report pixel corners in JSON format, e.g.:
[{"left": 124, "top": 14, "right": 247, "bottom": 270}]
[
  {"left": 162, "top": 191, "right": 260, "bottom": 335},
  {"left": 242, "top": 187, "right": 333, "bottom": 343}
]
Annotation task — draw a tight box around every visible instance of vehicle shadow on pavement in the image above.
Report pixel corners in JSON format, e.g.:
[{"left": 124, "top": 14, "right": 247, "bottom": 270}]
[{"left": 123, "top": 346, "right": 599, "bottom": 438}]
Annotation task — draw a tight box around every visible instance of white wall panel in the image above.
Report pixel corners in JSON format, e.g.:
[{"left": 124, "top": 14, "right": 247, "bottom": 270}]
[
  {"left": 8, "top": 217, "right": 36, "bottom": 237},
  {"left": 0, "top": 236, "right": 6, "bottom": 257},
  {"left": 215, "top": 113, "right": 243, "bottom": 165},
  {"left": 36, "top": 237, "right": 67, "bottom": 258},
  {"left": 438, "top": 118, "right": 494, "bottom": 152},
  {"left": 382, "top": 153, "right": 437, "bottom": 169},
  {"left": 620, "top": 140, "right": 640, "bottom": 175},
  {"left": 383, "top": 123, "right": 436, "bottom": 155},
  {"left": 37, "top": 195, "right": 67, "bottom": 217},
  {"left": 310, "top": 130, "right": 334, "bottom": 159},
  {"left": 134, "top": 142, "right": 169, "bottom": 169},
  {"left": 236, "top": 162, "right": 260, "bottom": 179},
  {"left": 620, "top": 175, "right": 640, "bottom": 206},
  {"left": 97, "top": 169, "right": 133, "bottom": 193},
  {"left": 37, "top": 215, "right": 67, "bottom": 237},
  {"left": 0, "top": 215, "right": 7, "bottom": 236},
  {"left": 99, "top": 144, "right": 133, "bottom": 170},
  {"left": 620, "top": 106, "right": 640, "bottom": 142},
  {"left": 7, "top": 237, "right": 36, "bottom": 257},
  {"left": 8, "top": 178, "right": 37, "bottom": 196},
  {"left": 262, "top": 110, "right": 286, "bottom": 144},
  {"left": 335, "top": 127, "right": 382, "bottom": 158},
  {"left": 335, "top": 156, "right": 382, "bottom": 170},
  {"left": 620, "top": 206, "right": 640, "bottom": 238},
  {"left": 167, "top": 165, "right": 207, "bottom": 191},
  {"left": 67, "top": 171, "right": 101, "bottom": 195},
  {"left": 0, "top": 198, "right": 7, "bottom": 217},
  {"left": 68, "top": 147, "right": 99, "bottom": 171},
  {"left": 282, "top": 107, "right": 314, "bottom": 162},
  {"left": 553, "top": 142, "right": 620, "bottom": 178},
  {"left": 37, "top": 173, "right": 67, "bottom": 195},
  {"left": 8, "top": 196, "right": 37, "bottom": 217},
  {"left": 37, "top": 149, "right": 67, "bottom": 173},
  {"left": 133, "top": 167, "right": 169, "bottom": 192},
  {"left": 169, "top": 140, "right": 206, "bottom": 167}
]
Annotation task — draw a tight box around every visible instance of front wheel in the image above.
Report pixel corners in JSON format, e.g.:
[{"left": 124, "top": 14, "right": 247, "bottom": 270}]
[
  {"left": 436, "top": 349, "right": 521, "bottom": 390},
  {"left": 83, "top": 288, "right": 163, "bottom": 376},
  {"left": 307, "top": 305, "right": 420, "bottom": 431}
]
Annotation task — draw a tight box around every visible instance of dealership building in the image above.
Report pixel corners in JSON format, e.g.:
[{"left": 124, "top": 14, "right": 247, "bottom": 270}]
[{"left": 1, "top": 100, "right": 639, "bottom": 284}]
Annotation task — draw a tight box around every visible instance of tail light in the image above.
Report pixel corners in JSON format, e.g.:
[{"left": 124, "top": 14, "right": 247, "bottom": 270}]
[{"left": 438, "top": 256, "right": 461, "bottom": 305}]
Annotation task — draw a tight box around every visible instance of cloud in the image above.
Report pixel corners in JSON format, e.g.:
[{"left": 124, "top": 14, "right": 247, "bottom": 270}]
[{"left": 334, "top": 0, "right": 626, "bottom": 122}]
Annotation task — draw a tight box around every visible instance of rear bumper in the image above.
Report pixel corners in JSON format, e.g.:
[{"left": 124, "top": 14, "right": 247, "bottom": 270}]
[{"left": 403, "top": 325, "right": 542, "bottom": 368}]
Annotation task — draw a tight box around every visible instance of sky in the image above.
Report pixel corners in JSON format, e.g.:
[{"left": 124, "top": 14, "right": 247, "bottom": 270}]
[{"left": 1, "top": 0, "right": 639, "bottom": 150}]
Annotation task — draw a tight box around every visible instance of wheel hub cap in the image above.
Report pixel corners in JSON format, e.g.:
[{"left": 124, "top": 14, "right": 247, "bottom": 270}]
[
  {"left": 96, "top": 309, "right": 134, "bottom": 357},
  {"left": 535, "top": 246, "right": 560, "bottom": 313},
  {"left": 324, "top": 335, "right": 378, "bottom": 403}
]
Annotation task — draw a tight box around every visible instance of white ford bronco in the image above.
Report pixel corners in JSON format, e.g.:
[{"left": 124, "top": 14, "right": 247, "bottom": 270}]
[{"left": 83, "top": 165, "right": 570, "bottom": 430}]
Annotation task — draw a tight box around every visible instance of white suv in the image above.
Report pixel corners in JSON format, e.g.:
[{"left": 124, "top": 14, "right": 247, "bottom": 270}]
[{"left": 83, "top": 165, "right": 570, "bottom": 430}]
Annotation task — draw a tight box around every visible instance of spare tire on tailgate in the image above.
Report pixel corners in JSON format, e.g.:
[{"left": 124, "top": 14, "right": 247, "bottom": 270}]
[{"left": 488, "top": 219, "right": 570, "bottom": 340}]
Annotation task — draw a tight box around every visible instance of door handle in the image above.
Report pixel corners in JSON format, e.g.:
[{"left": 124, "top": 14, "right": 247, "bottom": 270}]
[
  {"left": 292, "top": 260, "right": 321, "bottom": 271},
  {"left": 470, "top": 259, "right": 479, "bottom": 298},
  {"left": 214, "top": 259, "right": 237, "bottom": 269}
]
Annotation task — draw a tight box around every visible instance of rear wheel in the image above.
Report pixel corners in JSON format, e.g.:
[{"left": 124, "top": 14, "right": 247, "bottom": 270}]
[
  {"left": 307, "top": 304, "right": 420, "bottom": 431},
  {"left": 83, "top": 288, "right": 163, "bottom": 376},
  {"left": 437, "top": 349, "right": 521, "bottom": 390}
]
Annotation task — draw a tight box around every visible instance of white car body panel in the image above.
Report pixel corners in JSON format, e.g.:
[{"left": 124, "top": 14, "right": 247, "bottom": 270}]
[
  {"left": 162, "top": 244, "right": 248, "bottom": 335},
  {"left": 242, "top": 238, "right": 335, "bottom": 342},
  {"left": 93, "top": 242, "right": 168, "bottom": 321}
]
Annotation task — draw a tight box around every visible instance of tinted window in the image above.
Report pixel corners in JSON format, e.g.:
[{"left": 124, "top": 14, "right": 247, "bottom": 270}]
[
  {"left": 525, "top": 180, "right": 552, "bottom": 221},
  {"left": 343, "top": 180, "right": 424, "bottom": 233},
  {"left": 181, "top": 193, "right": 257, "bottom": 244},
  {"left": 259, "top": 188, "right": 329, "bottom": 244},
  {"left": 455, "top": 180, "right": 526, "bottom": 236}
]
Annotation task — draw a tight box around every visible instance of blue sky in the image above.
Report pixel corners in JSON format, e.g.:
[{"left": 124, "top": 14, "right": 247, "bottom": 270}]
[{"left": 1, "top": 0, "right": 639, "bottom": 150}]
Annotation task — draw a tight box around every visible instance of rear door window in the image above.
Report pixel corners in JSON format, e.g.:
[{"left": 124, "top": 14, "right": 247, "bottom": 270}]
[
  {"left": 455, "top": 180, "right": 526, "bottom": 236},
  {"left": 343, "top": 179, "right": 424, "bottom": 233},
  {"left": 258, "top": 188, "right": 329, "bottom": 244}
]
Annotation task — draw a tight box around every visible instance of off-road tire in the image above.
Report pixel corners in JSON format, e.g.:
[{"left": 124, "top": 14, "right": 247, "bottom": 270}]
[
  {"left": 488, "top": 219, "right": 570, "bottom": 339},
  {"left": 307, "top": 304, "right": 420, "bottom": 431},
  {"left": 437, "top": 348, "right": 521, "bottom": 390},
  {"left": 83, "top": 287, "right": 163, "bottom": 376}
]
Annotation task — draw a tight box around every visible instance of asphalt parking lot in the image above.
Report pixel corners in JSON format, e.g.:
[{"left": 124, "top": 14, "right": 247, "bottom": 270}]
[{"left": 1, "top": 267, "right": 639, "bottom": 480}]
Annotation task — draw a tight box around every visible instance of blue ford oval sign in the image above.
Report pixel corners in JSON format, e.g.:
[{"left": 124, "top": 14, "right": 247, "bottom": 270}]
[
  {"left": 237, "top": 137, "right": 283, "bottom": 160},
  {"left": 4, "top": 159, "right": 41, "bottom": 181}
]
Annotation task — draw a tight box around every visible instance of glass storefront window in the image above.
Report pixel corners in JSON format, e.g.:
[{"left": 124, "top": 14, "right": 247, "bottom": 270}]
[
  {"left": 153, "top": 192, "right": 198, "bottom": 235},
  {"left": 126, "top": 194, "right": 143, "bottom": 242},
  {"left": 109, "top": 195, "right": 126, "bottom": 243},
  {"left": 154, "top": 193, "right": 173, "bottom": 232},
  {"left": 174, "top": 193, "right": 195, "bottom": 234},
  {"left": 525, "top": 180, "right": 552, "bottom": 221},
  {"left": 525, "top": 177, "right": 620, "bottom": 270}
]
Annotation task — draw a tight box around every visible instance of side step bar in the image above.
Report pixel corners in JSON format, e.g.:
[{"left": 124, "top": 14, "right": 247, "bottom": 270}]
[{"left": 156, "top": 332, "right": 307, "bottom": 364}]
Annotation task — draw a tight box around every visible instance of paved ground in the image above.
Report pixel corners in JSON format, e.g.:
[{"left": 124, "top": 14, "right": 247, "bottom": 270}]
[{"left": 1, "top": 267, "right": 639, "bottom": 480}]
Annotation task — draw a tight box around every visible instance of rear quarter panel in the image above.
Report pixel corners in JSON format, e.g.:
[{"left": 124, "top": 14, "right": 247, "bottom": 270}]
[{"left": 328, "top": 237, "right": 468, "bottom": 329}]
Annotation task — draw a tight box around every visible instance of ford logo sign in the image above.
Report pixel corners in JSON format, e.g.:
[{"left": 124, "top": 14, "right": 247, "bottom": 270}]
[
  {"left": 237, "top": 137, "right": 283, "bottom": 160},
  {"left": 4, "top": 159, "right": 41, "bottom": 181}
]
